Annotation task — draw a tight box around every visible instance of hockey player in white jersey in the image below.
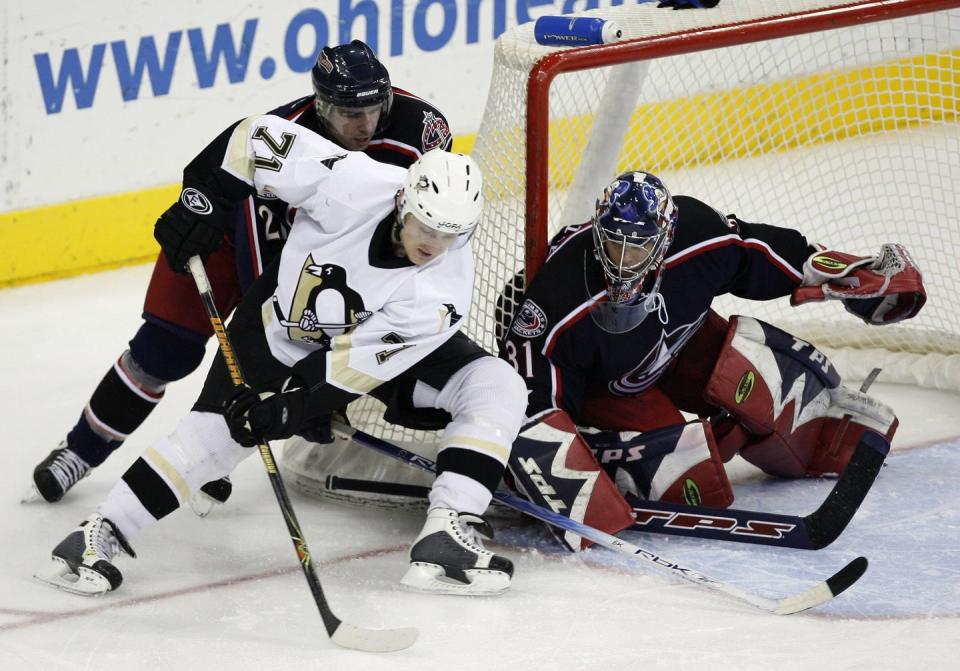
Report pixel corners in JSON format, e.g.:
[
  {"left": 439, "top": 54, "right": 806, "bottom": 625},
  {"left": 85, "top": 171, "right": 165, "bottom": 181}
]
[{"left": 37, "top": 116, "right": 527, "bottom": 597}]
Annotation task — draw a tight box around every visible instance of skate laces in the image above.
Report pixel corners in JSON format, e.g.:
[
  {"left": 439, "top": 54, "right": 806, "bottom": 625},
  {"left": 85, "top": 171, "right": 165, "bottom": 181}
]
[
  {"left": 83, "top": 516, "right": 123, "bottom": 561},
  {"left": 457, "top": 513, "right": 494, "bottom": 551},
  {"left": 49, "top": 447, "right": 91, "bottom": 493}
]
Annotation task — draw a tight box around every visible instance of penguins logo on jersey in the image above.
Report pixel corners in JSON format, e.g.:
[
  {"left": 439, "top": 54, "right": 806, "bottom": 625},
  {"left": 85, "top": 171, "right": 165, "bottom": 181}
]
[
  {"left": 421, "top": 111, "right": 451, "bottom": 151},
  {"left": 441, "top": 303, "right": 463, "bottom": 327},
  {"left": 511, "top": 299, "right": 548, "bottom": 338},
  {"left": 274, "top": 255, "right": 371, "bottom": 347}
]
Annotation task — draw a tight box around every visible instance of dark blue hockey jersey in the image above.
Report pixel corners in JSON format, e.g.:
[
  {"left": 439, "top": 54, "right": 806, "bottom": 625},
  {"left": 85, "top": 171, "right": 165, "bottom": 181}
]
[{"left": 499, "top": 195, "right": 817, "bottom": 422}]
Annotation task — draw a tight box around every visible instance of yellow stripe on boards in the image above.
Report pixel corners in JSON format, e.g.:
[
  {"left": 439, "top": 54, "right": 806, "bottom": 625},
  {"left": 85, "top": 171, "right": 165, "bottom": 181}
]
[
  {"left": 555, "top": 48, "right": 960, "bottom": 182},
  {"left": 0, "top": 134, "right": 478, "bottom": 289},
  {"left": 3, "top": 44, "right": 956, "bottom": 291},
  {"left": 0, "top": 185, "right": 179, "bottom": 288}
]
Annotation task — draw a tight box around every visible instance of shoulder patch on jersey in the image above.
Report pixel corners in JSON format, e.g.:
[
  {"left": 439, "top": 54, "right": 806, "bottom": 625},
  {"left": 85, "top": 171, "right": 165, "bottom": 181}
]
[
  {"left": 512, "top": 299, "right": 548, "bottom": 338},
  {"left": 421, "top": 111, "right": 450, "bottom": 151}
]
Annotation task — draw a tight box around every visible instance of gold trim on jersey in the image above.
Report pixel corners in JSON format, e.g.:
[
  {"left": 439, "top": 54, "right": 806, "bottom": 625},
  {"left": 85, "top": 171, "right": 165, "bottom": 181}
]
[
  {"left": 329, "top": 333, "right": 385, "bottom": 393},
  {"left": 223, "top": 116, "right": 258, "bottom": 184},
  {"left": 144, "top": 446, "right": 192, "bottom": 502}
]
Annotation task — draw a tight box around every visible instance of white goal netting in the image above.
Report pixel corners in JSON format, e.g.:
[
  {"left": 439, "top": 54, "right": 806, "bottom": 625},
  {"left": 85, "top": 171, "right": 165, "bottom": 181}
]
[{"left": 347, "top": 0, "right": 960, "bottom": 450}]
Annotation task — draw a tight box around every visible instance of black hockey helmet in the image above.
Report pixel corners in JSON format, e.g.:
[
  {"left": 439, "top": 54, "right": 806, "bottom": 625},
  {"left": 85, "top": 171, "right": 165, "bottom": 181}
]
[{"left": 311, "top": 40, "right": 393, "bottom": 133}]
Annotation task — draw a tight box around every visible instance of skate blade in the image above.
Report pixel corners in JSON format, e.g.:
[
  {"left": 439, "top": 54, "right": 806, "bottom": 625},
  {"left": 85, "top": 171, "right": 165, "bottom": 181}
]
[
  {"left": 34, "top": 558, "right": 113, "bottom": 596},
  {"left": 188, "top": 491, "right": 219, "bottom": 518},
  {"left": 21, "top": 483, "right": 43, "bottom": 504},
  {"left": 400, "top": 563, "right": 511, "bottom": 596}
]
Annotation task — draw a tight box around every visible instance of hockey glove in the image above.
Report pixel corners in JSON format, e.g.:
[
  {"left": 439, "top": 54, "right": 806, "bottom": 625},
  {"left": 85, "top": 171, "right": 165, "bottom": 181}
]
[
  {"left": 154, "top": 187, "right": 235, "bottom": 273},
  {"left": 224, "top": 379, "right": 307, "bottom": 447},
  {"left": 657, "top": 0, "right": 720, "bottom": 9},
  {"left": 790, "top": 244, "right": 926, "bottom": 325}
]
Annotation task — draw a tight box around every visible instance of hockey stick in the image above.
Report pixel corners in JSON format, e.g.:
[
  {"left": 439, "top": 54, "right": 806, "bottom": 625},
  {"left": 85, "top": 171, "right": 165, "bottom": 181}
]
[
  {"left": 323, "top": 427, "right": 888, "bottom": 550},
  {"left": 187, "top": 256, "right": 417, "bottom": 653},
  {"left": 626, "top": 427, "right": 889, "bottom": 549},
  {"left": 621, "top": 368, "right": 888, "bottom": 547},
  {"left": 333, "top": 422, "right": 867, "bottom": 615}
]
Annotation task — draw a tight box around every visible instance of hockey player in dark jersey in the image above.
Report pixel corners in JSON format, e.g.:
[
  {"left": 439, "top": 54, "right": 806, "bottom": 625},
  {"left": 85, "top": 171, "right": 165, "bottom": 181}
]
[
  {"left": 499, "top": 171, "right": 925, "bottom": 548},
  {"left": 36, "top": 119, "right": 525, "bottom": 597},
  {"left": 29, "top": 40, "right": 453, "bottom": 505}
]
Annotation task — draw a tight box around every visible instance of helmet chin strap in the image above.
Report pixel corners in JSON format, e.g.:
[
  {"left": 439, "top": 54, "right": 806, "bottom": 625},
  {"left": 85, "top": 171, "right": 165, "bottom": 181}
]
[
  {"left": 585, "top": 252, "right": 670, "bottom": 333},
  {"left": 390, "top": 210, "right": 406, "bottom": 258}
]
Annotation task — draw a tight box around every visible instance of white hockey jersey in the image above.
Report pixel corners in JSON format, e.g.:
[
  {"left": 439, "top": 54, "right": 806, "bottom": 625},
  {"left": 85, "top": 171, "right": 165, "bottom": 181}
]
[{"left": 221, "top": 115, "right": 475, "bottom": 395}]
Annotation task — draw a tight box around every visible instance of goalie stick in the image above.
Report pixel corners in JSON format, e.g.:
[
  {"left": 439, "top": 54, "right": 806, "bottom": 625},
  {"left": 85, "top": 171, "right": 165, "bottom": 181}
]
[
  {"left": 333, "top": 421, "right": 868, "bottom": 615},
  {"left": 323, "top": 423, "right": 887, "bottom": 550},
  {"left": 626, "top": 428, "right": 889, "bottom": 548},
  {"left": 624, "top": 367, "right": 888, "bottom": 547},
  {"left": 188, "top": 256, "right": 417, "bottom": 653}
]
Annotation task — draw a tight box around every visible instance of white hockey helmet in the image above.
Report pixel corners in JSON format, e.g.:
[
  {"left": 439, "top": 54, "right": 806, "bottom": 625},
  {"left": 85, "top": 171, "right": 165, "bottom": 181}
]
[{"left": 397, "top": 150, "right": 484, "bottom": 234}]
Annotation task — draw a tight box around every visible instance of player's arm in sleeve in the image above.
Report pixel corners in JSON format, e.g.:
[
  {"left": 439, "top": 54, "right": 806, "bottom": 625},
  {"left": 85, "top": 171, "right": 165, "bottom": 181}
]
[
  {"left": 408, "top": 95, "right": 453, "bottom": 153},
  {"left": 715, "top": 215, "right": 815, "bottom": 300},
  {"left": 702, "top": 199, "right": 925, "bottom": 324},
  {"left": 220, "top": 115, "right": 405, "bottom": 225},
  {"left": 153, "top": 119, "right": 256, "bottom": 273},
  {"left": 498, "top": 298, "right": 590, "bottom": 422}
]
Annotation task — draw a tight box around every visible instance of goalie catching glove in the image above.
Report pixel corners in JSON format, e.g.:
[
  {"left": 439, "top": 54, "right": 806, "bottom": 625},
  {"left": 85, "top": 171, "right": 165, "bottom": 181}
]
[{"left": 790, "top": 244, "right": 925, "bottom": 325}]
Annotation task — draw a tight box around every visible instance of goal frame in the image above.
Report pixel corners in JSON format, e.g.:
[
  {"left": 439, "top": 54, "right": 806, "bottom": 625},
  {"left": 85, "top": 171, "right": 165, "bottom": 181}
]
[{"left": 524, "top": 0, "right": 960, "bottom": 282}]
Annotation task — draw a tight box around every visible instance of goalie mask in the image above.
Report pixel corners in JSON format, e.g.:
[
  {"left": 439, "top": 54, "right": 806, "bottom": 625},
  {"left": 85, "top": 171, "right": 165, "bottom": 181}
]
[
  {"left": 311, "top": 40, "right": 393, "bottom": 136},
  {"left": 590, "top": 172, "right": 677, "bottom": 333}
]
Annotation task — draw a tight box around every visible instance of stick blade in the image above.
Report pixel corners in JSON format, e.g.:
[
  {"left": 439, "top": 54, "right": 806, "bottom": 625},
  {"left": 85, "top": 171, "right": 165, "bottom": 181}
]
[
  {"left": 773, "top": 556, "right": 868, "bottom": 615},
  {"left": 330, "top": 622, "right": 419, "bottom": 653}
]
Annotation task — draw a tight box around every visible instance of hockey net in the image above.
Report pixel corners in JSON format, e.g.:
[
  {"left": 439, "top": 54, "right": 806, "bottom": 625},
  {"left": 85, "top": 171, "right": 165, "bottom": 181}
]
[{"left": 301, "top": 0, "right": 960, "bottom": 476}]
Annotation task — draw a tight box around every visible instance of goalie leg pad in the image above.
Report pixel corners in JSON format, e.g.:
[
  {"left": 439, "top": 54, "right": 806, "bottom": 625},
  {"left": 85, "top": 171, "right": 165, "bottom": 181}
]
[
  {"left": 508, "top": 410, "right": 634, "bottom": 551},
  {"left": 581, "top": 386, "right": 684, "bottom": 432},
  {"left": 581, "top": 420, "right": 733, "bottom": 508},
  {"left": 704, "top": 315, "right": 897, "bottom": 478}
]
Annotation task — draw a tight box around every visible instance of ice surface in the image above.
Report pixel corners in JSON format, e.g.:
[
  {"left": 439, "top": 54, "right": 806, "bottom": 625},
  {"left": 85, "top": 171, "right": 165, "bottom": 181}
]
[{"left": 1, "top": 264, "right": 957, "bottom": 671}]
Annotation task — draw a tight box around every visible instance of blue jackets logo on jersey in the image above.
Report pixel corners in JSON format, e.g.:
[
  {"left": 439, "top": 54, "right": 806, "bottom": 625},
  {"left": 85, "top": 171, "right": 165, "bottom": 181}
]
[
  {"left": 512, "top": 299, "right": 548, "bottom": 338},
  {"left": 421, "top": 111, "right": 450, "bottom": 151}
]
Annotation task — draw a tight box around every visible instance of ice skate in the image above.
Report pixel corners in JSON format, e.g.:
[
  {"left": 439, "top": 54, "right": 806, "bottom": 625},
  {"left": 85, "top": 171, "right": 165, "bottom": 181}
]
[
  {"left": 35, "top": 513, "right": 135, "bottom": 596},
  {"left": 401, "top": 508, "right": 513, "bottom": 595},
  {"left": 188, "top": 476, "right": 233, "bottom": 517},
  {"left": 25, "top": 442, "right": 92, "bottom": 503}
]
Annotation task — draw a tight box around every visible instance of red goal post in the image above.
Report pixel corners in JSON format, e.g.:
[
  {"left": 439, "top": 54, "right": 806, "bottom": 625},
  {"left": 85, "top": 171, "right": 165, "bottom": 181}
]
[{"left": 470, "top": 0, "right": 960, "bottom": 392}]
